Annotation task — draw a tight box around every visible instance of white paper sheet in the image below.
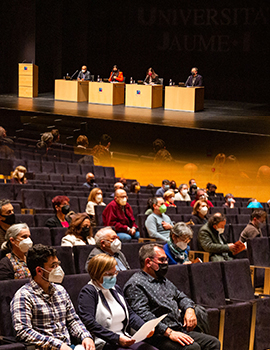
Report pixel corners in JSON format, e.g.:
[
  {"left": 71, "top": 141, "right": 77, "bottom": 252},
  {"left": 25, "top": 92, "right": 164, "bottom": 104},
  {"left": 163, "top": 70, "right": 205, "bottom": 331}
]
[{"left": 131, "top": 314, "right": 167, "bottom": 343}]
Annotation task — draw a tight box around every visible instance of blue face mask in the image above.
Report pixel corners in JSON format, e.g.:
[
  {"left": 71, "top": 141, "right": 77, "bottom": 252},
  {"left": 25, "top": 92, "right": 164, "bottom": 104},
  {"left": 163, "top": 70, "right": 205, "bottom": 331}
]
[{"left": 102, "top": 275, "right": 117, "bottom": 289}]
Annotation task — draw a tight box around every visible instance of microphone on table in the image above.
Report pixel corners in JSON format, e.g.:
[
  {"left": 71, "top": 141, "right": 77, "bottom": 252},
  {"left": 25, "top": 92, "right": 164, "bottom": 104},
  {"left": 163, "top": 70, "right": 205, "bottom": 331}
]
[{"left": 70, "top": 70, "right": 78, "bottom": 80}]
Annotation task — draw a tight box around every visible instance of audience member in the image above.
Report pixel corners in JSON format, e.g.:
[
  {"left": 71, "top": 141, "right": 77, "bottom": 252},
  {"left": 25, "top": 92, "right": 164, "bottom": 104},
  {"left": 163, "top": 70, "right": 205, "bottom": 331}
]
[
  {"left": 129, "top": 181, "right": 141, "bottom": 193},
  {"left": 0, "top": 199, "right": 15, "bottom": 247},
  {"left": 247, "top": 198, "right": 263, "bottom": 209},
  {"left": 190, "top": 200, "right": 209, "bottom": 225},
  {"left": 223, "top": 194, "right": 236, "bottom": 208},
  {"left": 145, "top": 198, "right": 155, "bottom": 215},
  {"left": 198, "top": 213, "right": 237, "bottom": 261},
  {"left": 170, "top": 180, "right": 178, "bottom": 193},
  {"left": 153, "top": 139, "right": 173, "bottom": 162},
  {"left": 124, "top": 244, "right": 220, "bottom": 350},
  {"left": 102, "top": 189, "right": 140, "bottom": 242},
  {"left": 188, "top": 179, "right": 197, "bottom": 196},
  {"left": 110, "top": 182, "right": 125, "bottom": 197},
  {"left": 164, "top": 222, "right": 193, "bottom": 265},
  {"left": 36, "top": 132, "right": 54, "bottom": 156},
  {"left": 240, "top": 209, "right": 267, "bottom": 243},
  {"left": 76, "top": 135, "right": 90, "bottom": 150},
  {"left": 0, "top": 126, "right": 13, "bottom": 144},
  {"left": 51, "top": 129, "right": 60, "bottom": 143},
  {"left": 61, "top": 213, "right": 95, "bottom": 247},
  {"left": 145, "top": 197, "right": 173, "bottom": 242},
  {"left": 175, "top": 183, "right": 191, "bottom": 201},
  {"left": 83, "top": 172, "right": 98, "bottom": 190},
  {"left": 85, "top": 188, "right": 106, "bottom": 225},
  {"left": 78, "top": 254, "right": 155, "bottom": 350},
  {"left": 146, "top": 183, "right": 156, "bottom": 197},
  {"left": 0, "top": 126, "right": 14, "bottom": 159},
  {"left": 0, "top": 223, "right": 32, "bottom": 280},
  {"left": 163, "top": 190, "right": 176, "bottom": 207},
  {"left": 119, "top": 177, "right": 129, "bottom": 191},
  {"left": 11, "top": 165, "right": 28, "bottom": 184},
  {"left": 45, "top": 196, "right": 71, "bottom": 228},
  {"left": 91, "top": 134, "right": 112, "bottom": 162},
  {"left": 11, "top": 244, "right": 94, "bottom": 350},
  {"left": 190, "top": 189, "right": 214, "bottom": 207},
  {"left": 85, "top": 227, "right": 130, "bottom": 271},
  {"left": 156, "top": 179, "right": 170, "bottom": 197},
  {"left": 206, "top": 183, "right": 217, "bottom": 197},
  {"left": 109, "top": 65, "right": 124, "bottom": 82}
]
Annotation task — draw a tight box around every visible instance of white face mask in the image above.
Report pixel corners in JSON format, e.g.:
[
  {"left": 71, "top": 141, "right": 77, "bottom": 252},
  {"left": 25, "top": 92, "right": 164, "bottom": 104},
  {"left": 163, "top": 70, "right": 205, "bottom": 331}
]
[
  {"left": 18, "top": 172, "right": 25, "bottom": 179},
  {"left": 216, "top": 228, "right": 225, "bottom": 234},
  {"left": 199, "top": 206, "right": 208, "bottom": 216},
  {"left": 181, "top": 189, "right": 188, "bottom": 196},
  {"left": 110, "top": 238, "right": 122, "bottom": 253},
  {"left": 41, "top": 266, "right": 65, "bottom": 284},
  {"left": 176, "top": 241, "right": 188, "bottom": 250},
  {"left": 96, "top": 194, "right": 102, "bottom": 202},
  {"left": 118, "top": 198, "right": 127, "bottom": 206},
  {"left": 18, "top": 237, "right": 33, "bottom": 253}
]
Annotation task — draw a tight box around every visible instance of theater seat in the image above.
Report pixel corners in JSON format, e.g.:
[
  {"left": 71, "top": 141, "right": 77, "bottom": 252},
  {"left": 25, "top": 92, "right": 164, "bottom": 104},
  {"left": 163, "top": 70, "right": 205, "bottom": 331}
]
[
  {"left": 30, "top": 227, "right": 52, "bottom": 246},
  {"left": 50, "top": 227, "right": 68, "bottom": 246},
  {"left": 73, "top": 245, "right": 96, "bottom": 274},
  {"left": 62, "top": 273, "right": 90, "bottom": 312},
  {"left": 53, "top": 246, "right": 75, "bottom": 275}
]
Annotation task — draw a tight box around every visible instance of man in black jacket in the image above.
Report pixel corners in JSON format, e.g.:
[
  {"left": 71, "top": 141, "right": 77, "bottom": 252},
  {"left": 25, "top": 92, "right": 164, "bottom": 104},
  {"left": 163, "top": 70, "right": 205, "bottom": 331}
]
[{"left": 77, "top": 65, "right": 91, "bottom": 81}]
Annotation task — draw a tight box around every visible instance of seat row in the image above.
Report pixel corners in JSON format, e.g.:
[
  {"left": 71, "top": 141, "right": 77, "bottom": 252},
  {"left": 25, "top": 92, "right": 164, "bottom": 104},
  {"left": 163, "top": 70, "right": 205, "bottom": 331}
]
[{"left": 0, "top": 259, "right": 268, "bottom": 350}]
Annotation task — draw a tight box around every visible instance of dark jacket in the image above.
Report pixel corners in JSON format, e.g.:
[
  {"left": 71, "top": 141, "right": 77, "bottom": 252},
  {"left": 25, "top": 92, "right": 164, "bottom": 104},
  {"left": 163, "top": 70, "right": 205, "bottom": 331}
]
[
  {"left": 45, "top": 215, "right": 71, "bottom": 228},
  {"left": 102, "top": 200, "right": 138, "bottom": 233},
  {"left": 198, "top": 222, "right": 233, "bottom": 261},
  {"left": 190, "top": 214, "right": 207, "bottom": 225},
  {"left": 77, "top": 70, "right": 91, "bottom": 81},
  {"left": 185, "top": 74, "right": 203, "bottom": 87},
  {"left": 85, "top": 247, "right": 130, "bottom": 272},
  {"left": 0, "top": 257, "right": 14, "bottom": 280},
  {"left": 144, "top": 74, "right": 160, "bottom": 84}
]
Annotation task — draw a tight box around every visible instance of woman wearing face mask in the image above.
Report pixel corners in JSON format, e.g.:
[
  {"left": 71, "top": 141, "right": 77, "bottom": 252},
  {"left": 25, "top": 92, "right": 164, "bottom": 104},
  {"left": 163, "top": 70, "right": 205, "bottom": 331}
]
[
  {"left": 109, "top": 65, "right": 124, "bottom": 82},
  {"left": 45, "top": 195, "right": 71, "bottom": 228},
  {"left": 0, "top": 223, "right": 32, "bottom": 280},
  {"left": 129, "top": 181, "right": 141, "bottom": 194},
  {"left": 11, "top": 165, "right": 28, "bottom": 184},
  {"left": 190, "top": 200, "right": 209, "bottom": 225},
  {"left": 163, "top": 190, "right": 177, "bottom": 208},
  {"left": 164, "top": 222, "right": 193, "bottom": 265},
  {"left": 78, "top": 254, "right": 156, "bottom": 350},
  {"left": 144, "top": 67, "right": 160, "bottom": 85},
  {"left": 61, "top": 213, "right": 95, "bottom": 247},
  {"left": 86, "top": 188, "right": 106, "bottom": 226},
  {"left": 175, "top": 184, "right": 191, "bottom": 201}
]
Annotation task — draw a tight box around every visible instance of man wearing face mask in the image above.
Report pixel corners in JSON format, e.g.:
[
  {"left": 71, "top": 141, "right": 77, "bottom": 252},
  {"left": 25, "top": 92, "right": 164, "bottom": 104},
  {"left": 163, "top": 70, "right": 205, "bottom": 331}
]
[
  {"left": 83, "top": 173, "right": 99, "bottom": 190},
  {"left": 11, "top": 244, "right": 95, "bottom": 350},
  {"left": 240, "top": 209, "right": 267, "bottom": 243},
  {"left": 102, "top": 189, "right": 140, "bottom": 242},
  {"left": 45, "top": 196, "right": 71, "bottom": 228},
  {"left": 85, "top": 227, "right": 130, "bottom": 272},
  {"left": 156, "top": 179, "right": 171, "bottom": 197},
  {"left": 198, "top": 213, "right": 238, "bottom": 262},
  {"left": 124, "top": 244, "right": 220, "bottom": 350},
  {"left": 77, "top": 65, "right": 91, "bottom": 81},
  {"left": 0, "top": 223, "right": 32, "bottom": 280},
  {"left": 190, "top": 189, "right": 214, "bottom": 208},
  {"left": 185, "top": 67, "right": 203, "bottom": 87},
  {"left": 0, "top": 199, "right": 15, "bottom": 247},
  {"left": 145, "top": 197, "right": 174, "bottom": 242},
  {"left": 175, "top": 184, "right": 191, "bottom": 201}
]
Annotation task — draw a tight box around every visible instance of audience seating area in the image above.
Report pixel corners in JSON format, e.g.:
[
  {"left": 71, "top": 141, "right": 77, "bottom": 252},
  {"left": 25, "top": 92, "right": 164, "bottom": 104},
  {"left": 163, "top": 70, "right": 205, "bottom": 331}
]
[{"left": 1, "top": 144, "right": 270, "bottom": 350}]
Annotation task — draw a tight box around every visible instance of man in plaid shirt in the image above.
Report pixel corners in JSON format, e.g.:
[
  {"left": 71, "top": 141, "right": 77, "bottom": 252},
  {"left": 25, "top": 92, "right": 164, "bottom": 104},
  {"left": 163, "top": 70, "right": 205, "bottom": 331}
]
[{"left": 11, "top": 244, "right": 95, "bottom": 350}]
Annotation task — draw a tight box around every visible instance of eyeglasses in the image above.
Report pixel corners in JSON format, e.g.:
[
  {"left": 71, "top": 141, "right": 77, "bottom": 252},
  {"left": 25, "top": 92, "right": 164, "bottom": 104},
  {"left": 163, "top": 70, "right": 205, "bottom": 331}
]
[
  {"left": 103, "top": 270, "right": 119, "bottom": 277},
  {"left": 150, "top": 257, "right": 168, "bottom": 264}
]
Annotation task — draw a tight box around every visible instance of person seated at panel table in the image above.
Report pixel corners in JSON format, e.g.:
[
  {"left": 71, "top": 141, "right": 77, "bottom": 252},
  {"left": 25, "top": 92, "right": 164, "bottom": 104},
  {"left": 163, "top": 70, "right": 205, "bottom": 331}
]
[
  {"left": 185, "top": 67, "right": 203, "bottom": 87},
  {"left": 109, "top": 65, "right": 124, "bottom": 82},
  {"left": 77, "top": 65, "right": 91, "bottom": 81},
  {"left": 144, "top": 67, "right": 160, "bottom": 85}
]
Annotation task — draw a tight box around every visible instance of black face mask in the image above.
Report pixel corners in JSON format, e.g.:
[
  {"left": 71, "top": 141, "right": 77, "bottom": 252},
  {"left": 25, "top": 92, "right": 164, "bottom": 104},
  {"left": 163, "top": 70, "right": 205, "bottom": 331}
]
[
  {"left": 113, "top": 69, "right": 117, "bottom": 73},
  {"left": 191, "top": 72, "right": 196, "bottom": 76},
  {"left": 81, "top": 226, "right": 90, "bottom": 239},
  {"left": 1, "top": 213, "right": 16, "bottom": 226},
  {"left": 154, "top": 263, "right": 168, "bottom": 279},
  {"left": 61, "top": 205, "right": 70, "bottom": 215},
  {"left": 90, "top": 179, "right": 95, "bottom": 184}
]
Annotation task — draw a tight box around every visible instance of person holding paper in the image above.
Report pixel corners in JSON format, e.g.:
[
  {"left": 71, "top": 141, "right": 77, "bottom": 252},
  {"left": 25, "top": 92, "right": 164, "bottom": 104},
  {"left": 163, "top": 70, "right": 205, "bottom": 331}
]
[
  {"left": 124, "top": 244, "right": 220, "bottom": 350},
  {"left": 78, "top": 254, "right": 156, "bottom": 350}
]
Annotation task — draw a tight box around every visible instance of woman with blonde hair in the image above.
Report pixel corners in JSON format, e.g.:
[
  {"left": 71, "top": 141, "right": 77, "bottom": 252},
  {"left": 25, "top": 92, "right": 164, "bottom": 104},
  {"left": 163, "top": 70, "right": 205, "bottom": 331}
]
[
  {"left": 190, "top": 199, "right": 209, "bottom": 225},
  {"left": 11, "top": 165, "right": 28, "bottom": 184},
  {"left": 61, "top": 213, "right": 95, "bottom": 247},
  {"left": 78, "top": 254, "right": 155, "bottom": 350},
  {"left": 163, "top": 189, "right": 176, "bottom": 208},
  {"left": 85, "top": 188, "right": 106, "bottom": 225}
]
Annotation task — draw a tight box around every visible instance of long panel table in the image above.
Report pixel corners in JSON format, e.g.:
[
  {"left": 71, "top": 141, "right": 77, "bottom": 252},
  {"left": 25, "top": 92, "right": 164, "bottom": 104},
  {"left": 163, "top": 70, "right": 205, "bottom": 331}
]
[
  {"left": 55, "top": 80, "right": 89, "bottom": 102},
  {"left": 165, "top": 86, "right": 204, "bottom": 112},
  {"left": 88, "top": 82, "right": 125, "bottom": 105},
  {"left": 125, "top": 84, "right": 163, "bottom": 109}
]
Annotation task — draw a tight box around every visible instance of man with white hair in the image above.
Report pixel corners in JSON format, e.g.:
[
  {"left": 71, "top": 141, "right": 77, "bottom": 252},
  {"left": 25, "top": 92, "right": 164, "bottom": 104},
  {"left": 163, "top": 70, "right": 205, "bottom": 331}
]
[
  {"left": 83, "top": 172, "right": 98, "bottom": 190},
  {"left": 0, "top": 223, "right": 32, "bottom": 280},
  {"left": 84, "top": 226, "right": 130, "bottom": 272}
]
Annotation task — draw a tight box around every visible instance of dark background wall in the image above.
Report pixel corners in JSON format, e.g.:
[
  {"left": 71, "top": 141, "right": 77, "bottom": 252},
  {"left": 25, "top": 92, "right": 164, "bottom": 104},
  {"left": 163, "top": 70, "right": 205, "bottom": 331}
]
[{"left": 0, "top": 0, "right": 269, "bottom": 102}]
